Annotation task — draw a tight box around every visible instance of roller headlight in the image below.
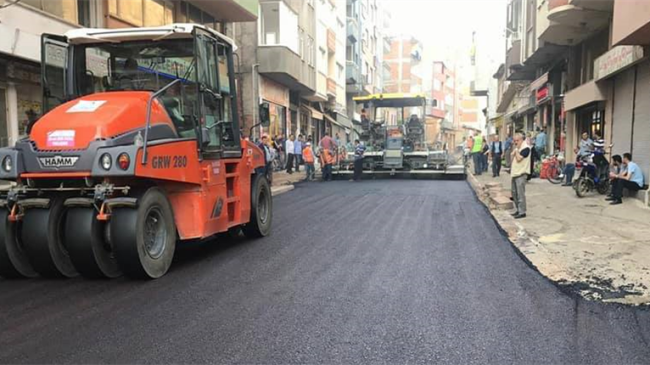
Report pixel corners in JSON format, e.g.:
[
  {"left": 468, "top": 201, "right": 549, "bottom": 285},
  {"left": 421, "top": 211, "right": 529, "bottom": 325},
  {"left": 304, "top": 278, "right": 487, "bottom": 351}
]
[
  {"left": 100, "top": 153, "right": 112, "bottom": 171},
  {"left": 2, "top": 156, "right": 12, "bottom": 172}
]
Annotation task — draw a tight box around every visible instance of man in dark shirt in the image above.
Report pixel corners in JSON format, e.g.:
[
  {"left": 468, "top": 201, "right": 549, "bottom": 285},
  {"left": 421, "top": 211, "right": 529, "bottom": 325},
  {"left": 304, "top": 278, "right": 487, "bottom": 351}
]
[{"left": 352, "top": 140, "right": 366, "bottom": 181}]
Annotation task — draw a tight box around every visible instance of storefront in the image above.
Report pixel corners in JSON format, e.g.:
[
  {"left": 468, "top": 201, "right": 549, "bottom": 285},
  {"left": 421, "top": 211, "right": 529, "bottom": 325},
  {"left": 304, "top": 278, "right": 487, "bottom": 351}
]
[
  {"left": 0, "top": 57, "right": 43, "bottom": 148},
  {"left": 592, "top": 46, "right": 647, "bottom": 180},
  {"left": 259, "top": 77, "right": 289, "bottom": 138}
]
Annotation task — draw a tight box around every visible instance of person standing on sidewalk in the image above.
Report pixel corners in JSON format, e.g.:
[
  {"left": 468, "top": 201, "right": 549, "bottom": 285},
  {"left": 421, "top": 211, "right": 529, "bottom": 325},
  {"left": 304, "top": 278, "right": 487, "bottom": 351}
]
[
  {"left": 353, "top": 139, "right": 366, "bottom": 181},
  {"left": 481, "top": 135, "right": 489, "bottom": 173},
  {"left": 471, "top": 133, "right": 483, "bottom": 175},
  {"left": 294, "top": 135, "right": 303, "bottom": 172},
  {"left": 285, "top": 134, "right": 295, "bottom": 174},
  {"left": 258, "top": 135, "right": 274, "bottom": 185},
  {"left": 302, "top": 142, "right": 316, "bottom": 181},
  {"left": 487, "top": 134, "right": 503, "bottom": 177},
  {"left": 504, "top": 133, "right": 513, "bottom": 168},
  {"left": 510, "top": 132, "right": 531, "bottom": 219}
]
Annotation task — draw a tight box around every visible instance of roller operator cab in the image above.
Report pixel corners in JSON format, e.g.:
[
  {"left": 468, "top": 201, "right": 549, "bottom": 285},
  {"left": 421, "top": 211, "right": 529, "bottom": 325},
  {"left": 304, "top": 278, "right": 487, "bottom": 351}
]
[
  {"left": 332, "top": 93, "right": 466, "bottom": 179},
  {"left": 0, "top": 24, "right": 273, "bottom": 280}
]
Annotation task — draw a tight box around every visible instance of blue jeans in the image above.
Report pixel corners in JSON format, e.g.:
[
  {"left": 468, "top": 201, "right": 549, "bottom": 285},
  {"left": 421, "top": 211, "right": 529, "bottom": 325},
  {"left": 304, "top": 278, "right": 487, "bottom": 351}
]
[
  {"left": 482, "top": 153, "right": 489, "bottom": 172},
  {"left": 563, "top": 164, "right": 576, "bottom": 184},
  {"left": 305, "top": 163, "right": 315, "bottom": 180},
  {"left": 472, "top": 153, "right": 482, "bottom": 174}
]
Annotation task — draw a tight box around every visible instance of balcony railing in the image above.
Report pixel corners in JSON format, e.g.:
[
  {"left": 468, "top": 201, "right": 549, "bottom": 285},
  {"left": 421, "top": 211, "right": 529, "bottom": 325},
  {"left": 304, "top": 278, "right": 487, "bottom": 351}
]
[
  {"left": 327, "top": 29, "right": 336, "bottom": 54},
  {"left": 347, "top": 17, "right": 359, "bottom": 43},
  {"left": 258, "top": 46, "right": 316, "bottom": 93},
  {"left": 346, "top": 61, "right": 361, "bottom": 84},
  {"left": 327, "top": 77, "right": 337, "bottom": 96}
]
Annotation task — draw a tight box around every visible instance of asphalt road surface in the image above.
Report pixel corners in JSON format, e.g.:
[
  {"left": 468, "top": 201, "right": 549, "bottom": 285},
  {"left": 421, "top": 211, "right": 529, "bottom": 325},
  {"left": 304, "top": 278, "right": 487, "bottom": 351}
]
[{"left": 1, "top": 180, "right": 650, "bottom": 364}]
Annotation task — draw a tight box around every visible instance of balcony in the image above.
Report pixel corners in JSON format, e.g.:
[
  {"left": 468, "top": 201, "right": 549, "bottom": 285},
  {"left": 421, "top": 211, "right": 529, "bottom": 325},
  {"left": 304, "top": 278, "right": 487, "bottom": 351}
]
[
  {"left": 347, "top": 17, "right": 359, "bottom": 43},
  {"left": 327, "top": 29, "right": 336, "bottom": 54},
  {"left": 506, "top": 40, "right": 529, "bottom": 80},
  {"left": 612, "top": 0, "right": 650, "bottom": 46},
  {"left": 327, "top": 77, "right": 337, "bottom": 97},
  {"left": 564, "top": 80, "right": 606, "bottom": 111},
  {"left": 186, "top": 0, "right": 258, "bottom": 22},
  {"left": 540, "top": 0, "right": 612, "bottom": 46},
  {"left": 346, "top": 61, "right": 361, "bottom": 85},
  {"left": 441, "top": 120, "right": 454, "bottom": 131},
  {"left": 258, "top": 46, "right": 315, "bottom": 94}
]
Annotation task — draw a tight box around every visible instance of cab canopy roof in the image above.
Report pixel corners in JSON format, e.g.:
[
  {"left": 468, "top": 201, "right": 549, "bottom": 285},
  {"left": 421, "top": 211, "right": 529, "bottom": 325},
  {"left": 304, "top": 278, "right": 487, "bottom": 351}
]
[
  {"left": 354, "top": 93, "right": 427, "bottom": 108},
  {"left": 64, "top": 23, "right": 236, "bottom": 50}
]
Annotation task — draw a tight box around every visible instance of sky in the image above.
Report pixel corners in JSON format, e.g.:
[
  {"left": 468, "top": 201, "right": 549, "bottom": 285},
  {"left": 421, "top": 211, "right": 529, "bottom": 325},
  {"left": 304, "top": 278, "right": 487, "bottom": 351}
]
[{"left": 383, "top": 0, "right": 508, "bottom": 89}]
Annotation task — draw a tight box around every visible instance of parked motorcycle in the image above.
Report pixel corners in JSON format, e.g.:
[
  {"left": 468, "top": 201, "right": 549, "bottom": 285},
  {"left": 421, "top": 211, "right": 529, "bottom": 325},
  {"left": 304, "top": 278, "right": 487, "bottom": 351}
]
[{"left": 574, "top": 150, "right": 611, "bottom": 197}]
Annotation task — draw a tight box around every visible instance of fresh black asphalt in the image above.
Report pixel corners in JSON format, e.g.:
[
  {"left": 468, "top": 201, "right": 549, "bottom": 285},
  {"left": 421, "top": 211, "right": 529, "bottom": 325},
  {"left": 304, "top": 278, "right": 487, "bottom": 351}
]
[{"left": 1, "top": 180, "right": 649, "bottom": 364}]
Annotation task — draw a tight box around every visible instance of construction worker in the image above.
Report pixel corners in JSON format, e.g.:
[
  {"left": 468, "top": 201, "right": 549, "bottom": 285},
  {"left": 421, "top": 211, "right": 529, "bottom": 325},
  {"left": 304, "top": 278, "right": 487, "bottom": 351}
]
[
  {"left": 352, "top": 139, "right": 366, "bottom": 181},
  {"left": 320, "top": 148, "right": 334, "bottom": 181},
  {"left": 471, "top": 133, "right": 484, "bottom": 175},
  {"left": 302, "top": 142, "right": 315, "bottom": 181}
]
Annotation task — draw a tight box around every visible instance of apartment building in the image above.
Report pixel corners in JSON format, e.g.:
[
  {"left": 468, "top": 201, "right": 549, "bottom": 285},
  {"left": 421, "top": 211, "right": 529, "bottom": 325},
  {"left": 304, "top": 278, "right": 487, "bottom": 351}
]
[
  {"left": 313, "top": 0, "right": 352, "bottom": 142},
  {"left": 383, "top": 36, "right": 423, "bottom": 94},
  {"left": 345, "top": 0, "right": 386, "bottom": 132},
  {"left": 426, "top": 61, "right": 459, "bottom": 149},
  {"left": 0, "top": 0, "right": 257, "bottom": 147}
]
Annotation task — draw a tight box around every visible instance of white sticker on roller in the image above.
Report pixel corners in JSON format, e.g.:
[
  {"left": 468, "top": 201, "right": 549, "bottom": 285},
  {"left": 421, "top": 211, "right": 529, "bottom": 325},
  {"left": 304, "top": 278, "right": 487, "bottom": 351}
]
[
  {"left": 46, "top": 130, "right": 76, "bottom": 147},
  {"left": 66, "top": 100, "right": 106, "bottom": 113}
]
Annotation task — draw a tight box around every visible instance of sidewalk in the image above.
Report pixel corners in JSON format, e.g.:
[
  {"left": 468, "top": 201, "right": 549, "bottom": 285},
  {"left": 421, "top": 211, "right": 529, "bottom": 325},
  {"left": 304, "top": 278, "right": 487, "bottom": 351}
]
[{"left": 470, "top": 169, "right": 650, "bottom": 305}]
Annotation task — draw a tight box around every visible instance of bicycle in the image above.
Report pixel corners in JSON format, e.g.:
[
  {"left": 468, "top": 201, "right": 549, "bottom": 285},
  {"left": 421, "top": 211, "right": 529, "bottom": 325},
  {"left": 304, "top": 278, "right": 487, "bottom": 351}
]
[{"left": 546, "top": 151, "right": 565, "bottom": 184}]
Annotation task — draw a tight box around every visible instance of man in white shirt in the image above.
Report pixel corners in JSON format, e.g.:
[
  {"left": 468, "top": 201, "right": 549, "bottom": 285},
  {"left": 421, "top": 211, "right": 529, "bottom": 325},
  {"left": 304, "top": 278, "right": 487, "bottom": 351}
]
[{"left": 285, "top": 135, "right": 295, "bottom": 174}]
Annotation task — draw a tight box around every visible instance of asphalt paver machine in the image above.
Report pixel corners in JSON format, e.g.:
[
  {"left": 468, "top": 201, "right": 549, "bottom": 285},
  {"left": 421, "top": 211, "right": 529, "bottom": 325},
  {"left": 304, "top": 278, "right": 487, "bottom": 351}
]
[{"left": 333, "top": 93, "right": 465, "bottom": 179}]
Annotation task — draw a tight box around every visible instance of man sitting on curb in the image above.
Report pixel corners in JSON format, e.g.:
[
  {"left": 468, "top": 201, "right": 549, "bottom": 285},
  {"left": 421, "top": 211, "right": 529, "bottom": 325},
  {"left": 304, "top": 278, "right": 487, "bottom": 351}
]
[{"left": 607, "top": 153, "right": 644, "bottom": 205}]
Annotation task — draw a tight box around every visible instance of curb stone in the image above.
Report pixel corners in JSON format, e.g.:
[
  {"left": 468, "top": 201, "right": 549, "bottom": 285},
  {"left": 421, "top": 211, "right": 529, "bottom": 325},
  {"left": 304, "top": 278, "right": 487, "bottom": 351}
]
[
  {"left": 271, "top": 185, "right": 294, "bottom": 197},
  {"left": 466, "top": 173, "right": 649, "bottom": 306}
]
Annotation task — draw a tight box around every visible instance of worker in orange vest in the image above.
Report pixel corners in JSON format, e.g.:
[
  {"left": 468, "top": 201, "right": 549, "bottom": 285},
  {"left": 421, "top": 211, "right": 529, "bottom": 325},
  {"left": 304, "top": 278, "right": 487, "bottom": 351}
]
[
  {"left": 320, "top": 148, "right": 334, "bottom": 181},
  {"left": 302, "top": 142, "right": 315, "bottom": 181}
]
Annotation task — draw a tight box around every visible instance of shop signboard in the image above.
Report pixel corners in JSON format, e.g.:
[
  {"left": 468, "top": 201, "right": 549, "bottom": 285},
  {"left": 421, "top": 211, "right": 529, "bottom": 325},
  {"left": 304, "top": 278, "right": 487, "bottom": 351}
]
[{"left": 594, "top": 46, "right": 645, "bottom": 81}]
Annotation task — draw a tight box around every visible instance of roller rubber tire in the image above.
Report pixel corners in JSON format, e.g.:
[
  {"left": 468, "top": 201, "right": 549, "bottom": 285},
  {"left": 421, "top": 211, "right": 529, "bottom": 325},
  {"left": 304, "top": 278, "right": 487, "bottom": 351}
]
[
  {"left": 0, "top": 209, "right": 37, "bottom": 278},
  {"left": 111, "top": 188, "right": 176, "bottom": 279},
  {"left": 66, "top": 208, "right": 122, "bottom": 279},
  {"left": 22, "top": 197, "right": 78, "bottom": 278},
  {"left": 242, "top": 174, "right": 272, "bottom": 239}
]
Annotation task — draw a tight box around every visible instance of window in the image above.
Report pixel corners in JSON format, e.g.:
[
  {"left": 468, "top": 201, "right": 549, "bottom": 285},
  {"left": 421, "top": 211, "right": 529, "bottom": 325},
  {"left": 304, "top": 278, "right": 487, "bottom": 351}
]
[
  {"left": 108, "top": 0, "right": 175, "bottom": 27},
  {"left": 337, "top": 63, "right": 344, "bottom": 80},
  {"left": 319, "top": 48, "right": 327, "bottom": 68},
  {"left": 433, "top": 79, "right": 442, "bottom": 91},
  {"left": 346, "top": 45, "right": 353, "bottom": 62},
  {"left": 307, "top": 36, "right": 315, "bottom": 67},
  {"left": 299, "top": 28, "right": 305, "bottom": 58},
  {"left": 23, "top": 0, "right": 90, "bottom": 26},
  {"left": 260, "top": 2, "right": 299, "bottom": 54}
]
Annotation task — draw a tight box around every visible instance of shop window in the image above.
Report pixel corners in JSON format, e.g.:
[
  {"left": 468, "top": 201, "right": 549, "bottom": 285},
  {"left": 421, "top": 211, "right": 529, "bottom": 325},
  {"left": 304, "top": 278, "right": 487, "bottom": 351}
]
[
  {"left": 22, "top": 0, "right": 89, "bottom": 26},
  {"left": 109, "top": 0, "right": 174, "bottom": 27}
]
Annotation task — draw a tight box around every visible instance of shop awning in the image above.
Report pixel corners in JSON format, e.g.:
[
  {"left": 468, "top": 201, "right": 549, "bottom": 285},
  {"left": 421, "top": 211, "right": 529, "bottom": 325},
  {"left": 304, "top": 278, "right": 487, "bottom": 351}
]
[
  {"left": 336, "top": 113, "right": 352, "bottom": 129},
  {"left": 302, "top": 105, "right": 323, "bottom": 120}
]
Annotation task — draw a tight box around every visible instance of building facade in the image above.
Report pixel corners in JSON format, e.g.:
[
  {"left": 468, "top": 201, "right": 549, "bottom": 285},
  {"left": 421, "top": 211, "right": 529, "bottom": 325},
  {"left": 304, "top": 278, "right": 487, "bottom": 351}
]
[
  {"left": 0, "top": 0, "right": 257, "bottom": 147},
  {"left": 495, "top": 0, "right": 650, "bottom": 198},
  {"left": 345, "top": 0, "right": 386, "bottom": 136}
]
